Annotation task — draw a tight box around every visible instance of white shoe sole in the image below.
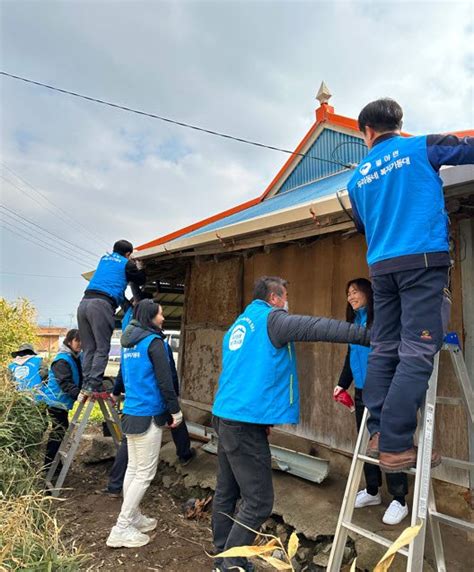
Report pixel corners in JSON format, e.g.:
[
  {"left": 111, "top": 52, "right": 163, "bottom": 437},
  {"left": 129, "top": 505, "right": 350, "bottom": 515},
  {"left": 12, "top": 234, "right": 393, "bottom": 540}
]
[
  {"left": 135, "top": 521, "right": 157, "bottom": 533},
  {"left": 106, "top": 536, "right": 150, "bottom": 548},
  {"left": 355, "top": 497, "right": 382, "bottom": 509},
  {"left": 383, "top": 511, "right": 409, "bottom": 525}
]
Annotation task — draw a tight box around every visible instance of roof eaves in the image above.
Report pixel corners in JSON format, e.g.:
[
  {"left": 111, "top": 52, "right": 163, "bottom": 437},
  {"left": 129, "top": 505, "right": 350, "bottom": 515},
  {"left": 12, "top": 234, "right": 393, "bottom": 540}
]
[
  {"left": 136, "top": 195, "right": 261, "bottom": 251},
  {"left": 136, "top": 187, "right": 350, "bottom": 260}
]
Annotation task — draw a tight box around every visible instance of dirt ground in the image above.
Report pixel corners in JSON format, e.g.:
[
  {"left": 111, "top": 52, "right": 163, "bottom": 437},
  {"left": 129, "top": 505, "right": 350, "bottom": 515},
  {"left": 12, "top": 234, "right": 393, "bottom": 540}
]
[
  {"left": 56, "top": 460, "right": 215, "bottom": 572},
  {"left": 54, "top": 434, "right": 473, "bottom": 572}
]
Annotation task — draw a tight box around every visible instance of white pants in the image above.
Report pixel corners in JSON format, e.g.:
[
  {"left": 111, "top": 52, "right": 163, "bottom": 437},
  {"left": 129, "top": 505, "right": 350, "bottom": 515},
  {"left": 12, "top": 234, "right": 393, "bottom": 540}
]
[{"left": 116, "top": 421, "right": 163, "bottom": 529}]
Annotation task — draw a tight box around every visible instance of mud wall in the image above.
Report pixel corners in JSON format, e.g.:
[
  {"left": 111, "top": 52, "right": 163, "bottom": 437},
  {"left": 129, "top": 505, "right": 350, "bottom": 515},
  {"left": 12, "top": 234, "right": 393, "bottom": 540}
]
[{"left": 180, "top": 228, "right": 469, "bottom": 484}]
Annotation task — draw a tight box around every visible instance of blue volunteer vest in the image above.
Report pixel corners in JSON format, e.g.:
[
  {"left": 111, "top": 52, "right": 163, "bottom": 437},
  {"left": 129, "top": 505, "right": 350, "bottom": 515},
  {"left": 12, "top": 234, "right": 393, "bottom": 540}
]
[
  {"left": 122, "top": 306, "right": 133, "bottom": 331},
  {"left": 212, "top": 299, "right": 299, "bottom": 425},
  {"left": 43, "top": 353, "right": 81, "bottom": 410},
  {"left": 8, "top": 356, "right": 44, "bottom": 399},
  {"left": 349, "top": 308, "right": 371, "bottom": 389},
  {"left": 122, "top": 334, "right": 168, "bottom": 417},
  {"left": 86, "top": 252, "right": 129, "bottom": 304},
  {"left": 348, "top": 135, "right": 448, "bottom": 267}
]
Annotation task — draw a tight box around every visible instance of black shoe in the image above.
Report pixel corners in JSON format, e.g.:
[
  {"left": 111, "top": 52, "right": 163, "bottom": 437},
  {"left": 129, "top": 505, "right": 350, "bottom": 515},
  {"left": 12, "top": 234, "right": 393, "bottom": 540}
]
[
  {"left": 179, "top": 448, "right": 197, "bottom": 467},
  {"left": 82, "top": 381, "right": 105, "bottom": 394},
  {"left": 96, "top": 487, "right": 121, "bottom": 498}
]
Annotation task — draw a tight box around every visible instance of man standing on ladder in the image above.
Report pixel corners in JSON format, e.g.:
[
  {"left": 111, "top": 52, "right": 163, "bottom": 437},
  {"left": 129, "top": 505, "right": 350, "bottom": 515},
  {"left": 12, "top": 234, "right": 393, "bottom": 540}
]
[
  {"left": 348, "top": 99, "right": 474, "bottom": 472},
  {"left": 77, "top": 240, "right": 146, "bottom": 393}
]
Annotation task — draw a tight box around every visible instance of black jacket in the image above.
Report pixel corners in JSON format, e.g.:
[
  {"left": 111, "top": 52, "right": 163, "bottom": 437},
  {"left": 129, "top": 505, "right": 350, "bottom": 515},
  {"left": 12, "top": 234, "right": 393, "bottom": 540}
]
[
  {"left": 51, "top": 348, "right": 83, "bottom": 400},
  {"left": 267, "top": 309, "right": 370, "bottom": 348},
  {"left": 337, "top": 347, "right": 353, "bottom": 391},
  {"left": 113, "top": 332, "right": 180, "bottom": 397},
  {"left": 120, "top": 320, "right": 179, "bottom": 433}
]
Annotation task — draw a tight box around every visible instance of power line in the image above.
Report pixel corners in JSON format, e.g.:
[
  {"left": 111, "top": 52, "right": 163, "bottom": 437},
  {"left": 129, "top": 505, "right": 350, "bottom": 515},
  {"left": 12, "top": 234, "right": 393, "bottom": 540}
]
[
  {"left": 1, "top": 161, "right": 107, "bottom": 247},
  {"left": 0, "top": 217, "right": 91, "bottom": 266},
  {"left": 0, "top": 70, "right": 351, "bottom": 169},
  {"left": 1, "top": 173, "right": 102, "bottom": 262},
  {"left": 0, "top": 215, "right": 93, "bottom": 267},
  {"left": 0, "top": 272, "right": 77, "bottom": 278},
  {"left": 0, "top": 202, "right": 99, "bottom": 261},
  {"left": 0, "top": 220, "right": 91, "bottom": 267}
]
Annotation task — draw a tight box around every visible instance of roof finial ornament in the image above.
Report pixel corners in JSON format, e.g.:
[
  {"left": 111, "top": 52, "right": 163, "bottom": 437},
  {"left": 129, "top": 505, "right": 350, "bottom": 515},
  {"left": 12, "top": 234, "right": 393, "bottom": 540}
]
[{"left": 316, "top": 81, "right": 332, "bottom": 106}]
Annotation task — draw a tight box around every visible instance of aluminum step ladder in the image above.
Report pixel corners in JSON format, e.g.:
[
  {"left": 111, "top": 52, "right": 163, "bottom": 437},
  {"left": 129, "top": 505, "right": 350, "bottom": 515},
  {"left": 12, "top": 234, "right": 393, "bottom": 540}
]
[
  {"left": 327, "top": 336, "right": 474, "bottom": 571},
  {"left": 45, "top": 392, "right": 122, "bottom": 498}
]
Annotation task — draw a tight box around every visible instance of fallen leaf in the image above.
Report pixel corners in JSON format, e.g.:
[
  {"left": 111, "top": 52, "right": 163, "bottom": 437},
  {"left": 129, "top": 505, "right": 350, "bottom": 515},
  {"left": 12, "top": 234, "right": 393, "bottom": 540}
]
[
  {"left": 213, "top": 541, "right": 278, "bottom": 559},
  {"left": 374, "top": 522, "right": 423, "bottom": 572},
  {"left": 287, "top": 531, "right": 299, "bottom": 559},
  {"left": 258, "top": 554, "right": 292, "bottom": 570}
]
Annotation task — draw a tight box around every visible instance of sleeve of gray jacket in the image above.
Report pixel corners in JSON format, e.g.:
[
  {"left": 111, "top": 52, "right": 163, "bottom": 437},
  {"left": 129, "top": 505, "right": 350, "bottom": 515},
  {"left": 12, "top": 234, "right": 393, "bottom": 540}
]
[{"left": 267, "top": 309, "right": 370, "bottom": 349}]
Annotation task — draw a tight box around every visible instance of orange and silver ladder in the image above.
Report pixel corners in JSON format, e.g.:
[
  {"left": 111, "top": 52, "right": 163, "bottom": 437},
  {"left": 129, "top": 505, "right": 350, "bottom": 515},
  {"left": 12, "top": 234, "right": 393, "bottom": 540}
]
[{"left": 45, "top": 392, "right": 122, "bottom": 498}]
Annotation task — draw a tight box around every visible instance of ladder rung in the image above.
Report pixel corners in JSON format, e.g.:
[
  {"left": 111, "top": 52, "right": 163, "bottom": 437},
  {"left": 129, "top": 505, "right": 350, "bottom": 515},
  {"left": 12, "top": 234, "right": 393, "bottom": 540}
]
[
  {"left": 342, "top": 522, "right": 409, "bottom": 557},
  {"left": 430, "top": 511, "right": 474, "bottom": 532},
  {"left": 58, "top": 450, "right": 68, "bottom": 458},
  {"left": 436, "top": 396, "right": 464, "bottom": 406},
  {"left": 440, "top": 457, "right": 474, "bottom": 471},
  {"left": 357, "top": 454, "right": 417, "bottom": 475}
]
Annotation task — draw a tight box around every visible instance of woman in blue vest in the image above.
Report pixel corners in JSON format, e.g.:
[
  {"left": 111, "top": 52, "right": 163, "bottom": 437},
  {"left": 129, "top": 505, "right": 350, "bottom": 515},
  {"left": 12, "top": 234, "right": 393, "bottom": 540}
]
[
  {"left": 107, "top": 299, "right": 183, "bottom": 549},
  {"left": 43, "top": 329, "right": 83, "bottom": 469},
  {"left": 334, "top": 278, "right": 409, "bottom": 525},
  {"left": 8, "top": 343, "right": 48, "bottom": 399}
]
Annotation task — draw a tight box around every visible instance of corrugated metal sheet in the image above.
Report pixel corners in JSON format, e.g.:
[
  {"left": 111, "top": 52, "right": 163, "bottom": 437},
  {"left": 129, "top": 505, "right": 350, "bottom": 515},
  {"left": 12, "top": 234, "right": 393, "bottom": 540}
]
[
  {"left": 277, "top": 129, "right": 367, "bottom": 194},
  {"left": 173, "top": 169, "right": 353, "bottom": 242}
]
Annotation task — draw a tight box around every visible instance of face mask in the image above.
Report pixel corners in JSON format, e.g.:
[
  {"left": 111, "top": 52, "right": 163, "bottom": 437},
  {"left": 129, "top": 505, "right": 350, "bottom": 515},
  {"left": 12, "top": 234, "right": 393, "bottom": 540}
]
[{"left": 283, "top": 301, "right": 289, "bottom": 312}]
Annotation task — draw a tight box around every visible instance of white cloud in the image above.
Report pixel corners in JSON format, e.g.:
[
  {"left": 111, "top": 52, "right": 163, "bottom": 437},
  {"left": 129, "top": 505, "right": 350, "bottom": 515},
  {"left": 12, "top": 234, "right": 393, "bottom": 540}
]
[{"left": 0, "top": 0, "right": 472, "bottom": 324}]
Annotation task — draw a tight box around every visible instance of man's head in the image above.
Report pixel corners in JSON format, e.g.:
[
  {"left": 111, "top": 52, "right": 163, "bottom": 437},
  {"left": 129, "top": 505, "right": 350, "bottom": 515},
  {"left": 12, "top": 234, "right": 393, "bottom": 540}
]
[
  {"left": 358, "top": 98, "right": 403, "bottom": 149},
  {"left": 113, "top": 240, "right": 134, "bottom": 259},
  {"left": 253, "top": 276, "right": 288, "bottom": 309}
]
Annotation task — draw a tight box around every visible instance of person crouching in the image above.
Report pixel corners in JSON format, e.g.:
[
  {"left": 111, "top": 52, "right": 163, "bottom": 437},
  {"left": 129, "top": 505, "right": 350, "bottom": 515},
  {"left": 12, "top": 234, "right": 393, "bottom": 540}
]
[
  {"left": 42, "top": 329, "right": 83, "bottom": 469},
  {"left": 106, "top": 299, "right": 183, "bottom": 549}
]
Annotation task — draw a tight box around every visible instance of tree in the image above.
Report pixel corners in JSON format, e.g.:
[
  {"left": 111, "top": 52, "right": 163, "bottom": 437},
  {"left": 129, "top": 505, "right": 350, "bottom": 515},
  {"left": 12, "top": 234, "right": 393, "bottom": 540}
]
[{"left": 0, "top": 298, "right": 38, "bottom": 367}]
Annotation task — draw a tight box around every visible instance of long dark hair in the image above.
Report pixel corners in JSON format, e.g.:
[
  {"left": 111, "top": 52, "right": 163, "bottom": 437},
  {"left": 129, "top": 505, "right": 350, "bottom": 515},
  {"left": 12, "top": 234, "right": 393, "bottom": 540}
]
[
  {"left": 345, "top": 278, "right": 374, "bottom": 327},
  {"left": 133, "top": 299, "right": 162, "bottom": 331}
]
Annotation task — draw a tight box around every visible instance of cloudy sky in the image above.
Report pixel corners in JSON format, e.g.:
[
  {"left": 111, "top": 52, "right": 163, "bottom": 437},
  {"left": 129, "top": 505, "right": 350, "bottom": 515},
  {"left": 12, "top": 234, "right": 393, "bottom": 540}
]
[{"left": 1, "top": 0, "right": 473, "bottom": 326}]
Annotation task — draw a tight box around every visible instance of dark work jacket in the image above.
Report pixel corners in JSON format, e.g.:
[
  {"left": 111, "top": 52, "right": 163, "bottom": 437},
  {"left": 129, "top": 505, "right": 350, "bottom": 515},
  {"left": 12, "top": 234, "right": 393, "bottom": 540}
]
[
  {"left": 50, "top": 351, "right": 83, "bottom": 401},
  {"left": 120, "top": 321, "right": 179, "bottom": 434}
]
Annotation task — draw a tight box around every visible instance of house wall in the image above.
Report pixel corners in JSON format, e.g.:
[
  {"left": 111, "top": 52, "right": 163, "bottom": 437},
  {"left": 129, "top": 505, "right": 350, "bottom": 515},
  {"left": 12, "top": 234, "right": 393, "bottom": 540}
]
[{"left": 180, "top": 224, "right": 469, "bottom": 485}]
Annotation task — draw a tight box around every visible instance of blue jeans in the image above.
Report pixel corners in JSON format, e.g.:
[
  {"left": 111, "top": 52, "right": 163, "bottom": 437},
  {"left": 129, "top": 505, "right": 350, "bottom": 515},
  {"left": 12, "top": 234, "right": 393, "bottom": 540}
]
[{"left": 363, "top": 266, "right": 450, "bottom": 452}]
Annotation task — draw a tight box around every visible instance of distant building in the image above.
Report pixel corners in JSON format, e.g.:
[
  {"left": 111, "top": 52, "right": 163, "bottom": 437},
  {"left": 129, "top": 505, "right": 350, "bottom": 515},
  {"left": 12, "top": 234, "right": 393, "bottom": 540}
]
[{"left": 37, "top": 326, "right": 68, "bottom": 356}]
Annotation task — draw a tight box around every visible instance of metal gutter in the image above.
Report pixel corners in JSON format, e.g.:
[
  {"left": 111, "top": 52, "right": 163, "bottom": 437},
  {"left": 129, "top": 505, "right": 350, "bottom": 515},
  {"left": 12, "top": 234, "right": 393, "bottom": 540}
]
[
  {"left": 136, "top": 190, "right": 350, "bottom": 260},
  {"left": 186, "top": 421, "right": 330, "bottom": 484}
]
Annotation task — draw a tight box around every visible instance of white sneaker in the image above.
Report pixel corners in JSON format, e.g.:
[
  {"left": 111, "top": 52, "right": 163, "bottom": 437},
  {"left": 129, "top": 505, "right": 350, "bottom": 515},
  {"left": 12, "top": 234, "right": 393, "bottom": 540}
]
[
  {"left": 354, "top": 489, "right": 382, "bottom": 508},
  {"left": 383, "top": 500, "right": 409, "bottom": 525},
  {"left": 106, "top": 525, "right": 150, "bottom": 548},
  {"left": 131, "top": 513, "right": 158, "bottom": 533}
]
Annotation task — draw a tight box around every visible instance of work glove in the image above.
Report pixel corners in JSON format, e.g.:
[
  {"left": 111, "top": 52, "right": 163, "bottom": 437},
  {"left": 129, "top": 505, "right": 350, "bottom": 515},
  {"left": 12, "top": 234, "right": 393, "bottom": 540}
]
[
  {"left": 168, "top": 410, "right": 183, "bottom": 428},
  {"left": 333, "top": 385, "right": 344, "bottom": 397}
]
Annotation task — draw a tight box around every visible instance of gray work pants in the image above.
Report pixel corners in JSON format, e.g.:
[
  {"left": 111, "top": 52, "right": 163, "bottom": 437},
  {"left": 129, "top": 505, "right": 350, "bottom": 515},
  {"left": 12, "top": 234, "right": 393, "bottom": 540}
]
[{"left": 77, "top": 297, "right": 115, "bottom": 386}]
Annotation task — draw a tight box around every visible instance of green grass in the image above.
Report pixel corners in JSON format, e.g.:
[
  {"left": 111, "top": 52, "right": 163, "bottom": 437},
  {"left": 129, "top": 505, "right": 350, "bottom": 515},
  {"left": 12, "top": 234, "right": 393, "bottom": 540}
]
[{"left": 69, "top": 401, "right": 105, "bottom": 424}]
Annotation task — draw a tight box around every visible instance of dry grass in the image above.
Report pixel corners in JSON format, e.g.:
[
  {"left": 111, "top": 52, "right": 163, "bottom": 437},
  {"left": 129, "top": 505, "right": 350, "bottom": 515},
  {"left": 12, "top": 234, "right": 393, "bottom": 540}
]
[
  {"left": 0, "top": 492, "right": 85, "bottom": 571},
  {"left": 0, "top": 371, "right": 85, "bottom": 570}
]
